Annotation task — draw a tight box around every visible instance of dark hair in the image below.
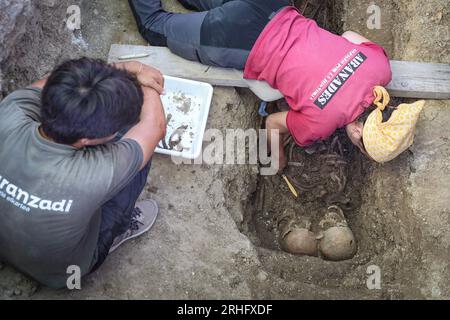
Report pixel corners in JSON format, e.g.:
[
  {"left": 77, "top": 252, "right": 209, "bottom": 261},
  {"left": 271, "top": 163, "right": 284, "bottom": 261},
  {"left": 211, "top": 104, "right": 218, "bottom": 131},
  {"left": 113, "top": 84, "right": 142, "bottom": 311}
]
[
  {"left": 359, "top": 104, "right": 396, "bottom": 124},
  {"left": 41, "top": 58, "right": 143, "bottom": 144}
]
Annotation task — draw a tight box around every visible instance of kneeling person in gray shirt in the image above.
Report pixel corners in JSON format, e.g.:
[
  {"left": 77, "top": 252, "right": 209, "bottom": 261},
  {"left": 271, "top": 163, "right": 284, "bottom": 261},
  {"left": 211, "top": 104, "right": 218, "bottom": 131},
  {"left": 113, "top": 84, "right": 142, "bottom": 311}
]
[{"left": 0, "top": 58, "right": 167, "bottom": 289}]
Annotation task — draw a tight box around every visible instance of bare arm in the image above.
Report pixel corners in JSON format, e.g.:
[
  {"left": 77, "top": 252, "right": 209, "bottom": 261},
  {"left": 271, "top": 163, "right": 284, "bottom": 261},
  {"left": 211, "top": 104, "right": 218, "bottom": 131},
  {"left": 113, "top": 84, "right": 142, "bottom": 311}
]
[
  {"left": 30, "top": 76, "right": 48, "bottom": 90},
  {"left": 266, "top": 111, "right": 290, "bottom": 173},
  {"left": 266, "top": 112, "right": 290, "bottom": 134},
  {"left": 124, "top": 87, "right": 167, "bottom": 170},
  {"left": 113, "top": 61, "right": 165, "bottom": 94},
  {"left": 342, "top": 31, "right": 371, "bottom": 44}
]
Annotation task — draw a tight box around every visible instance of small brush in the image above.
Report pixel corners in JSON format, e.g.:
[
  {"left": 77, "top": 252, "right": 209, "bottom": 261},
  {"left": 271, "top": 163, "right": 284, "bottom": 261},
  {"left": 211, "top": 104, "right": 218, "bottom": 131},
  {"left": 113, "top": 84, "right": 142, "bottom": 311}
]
[
  {"left": 282, "top": 174, "right": 299, "bottom": 198},
  {"left": 118, "top": 53, "right": 150, "bottom": 60}
]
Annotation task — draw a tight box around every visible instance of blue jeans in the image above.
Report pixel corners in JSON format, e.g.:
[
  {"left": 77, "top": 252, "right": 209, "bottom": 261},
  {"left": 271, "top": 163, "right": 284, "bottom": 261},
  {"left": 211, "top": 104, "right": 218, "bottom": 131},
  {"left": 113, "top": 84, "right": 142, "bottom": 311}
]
[
  {"left": 128, "top": 0, "right": 289, "bottom": 69},
  {"left": 91, "top": 131, "right": 152, "bottom": 271}
]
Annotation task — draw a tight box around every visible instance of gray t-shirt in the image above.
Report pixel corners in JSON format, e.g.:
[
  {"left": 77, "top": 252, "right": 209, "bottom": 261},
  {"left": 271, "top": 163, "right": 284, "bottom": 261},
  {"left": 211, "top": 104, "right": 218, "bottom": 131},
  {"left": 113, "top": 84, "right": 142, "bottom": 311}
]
[{"left": 0, "top": 87, "right": 143, "bottom": 288}]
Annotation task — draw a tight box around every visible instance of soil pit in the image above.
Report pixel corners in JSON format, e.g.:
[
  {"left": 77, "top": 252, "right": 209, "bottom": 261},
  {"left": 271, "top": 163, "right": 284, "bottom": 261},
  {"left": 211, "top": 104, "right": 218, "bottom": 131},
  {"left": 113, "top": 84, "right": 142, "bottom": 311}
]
[
  {"left": 244, "top": 0, "right": 363, "bottom": 256},
  {"left": 232, "top": 0, "right": 428, "bottom": 296},
  {"left": 246, "top": 101, "right": 404, "bottom": 258},
  {"left": 249, "top": 131, "right": 364, "bottom": 255}
]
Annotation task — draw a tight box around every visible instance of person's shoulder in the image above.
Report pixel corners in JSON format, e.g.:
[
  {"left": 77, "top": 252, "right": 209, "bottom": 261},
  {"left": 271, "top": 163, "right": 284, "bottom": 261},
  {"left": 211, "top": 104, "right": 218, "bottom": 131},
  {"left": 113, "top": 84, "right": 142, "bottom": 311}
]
[
  {"left": 358, "top": 42, "right": 392, "bottom": 83},
  {"left": 0, "top": 87, "right": 42, "bottom": 118},
  {"left": 0, "top": 88, "right": 40, "bottom": 134},
  {"left": 1, "top": 87, "right": 42, "bottom": 106},
  {"left": 76, "top": 139, "right": 144, "bottom": 201},
  {"left": 60, "top": 139, "right": 143, "bottom": 198}
]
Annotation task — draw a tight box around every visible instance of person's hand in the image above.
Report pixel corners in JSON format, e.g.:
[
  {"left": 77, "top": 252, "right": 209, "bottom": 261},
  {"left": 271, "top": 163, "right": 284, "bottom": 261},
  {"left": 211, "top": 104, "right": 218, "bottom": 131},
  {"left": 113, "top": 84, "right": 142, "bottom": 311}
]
[
  {"left": 113, "top": 61, "right": 165, "bottom": 94},
  {"left": 136, "top": 63, "right": 165, "bottom": 95}
]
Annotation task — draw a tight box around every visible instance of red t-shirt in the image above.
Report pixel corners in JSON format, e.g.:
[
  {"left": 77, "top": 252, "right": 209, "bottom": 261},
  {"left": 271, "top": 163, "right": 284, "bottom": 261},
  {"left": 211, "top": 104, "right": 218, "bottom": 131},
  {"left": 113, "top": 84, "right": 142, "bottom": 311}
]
[{"left": 244, "top": 7, "right": 392, "bottom": 146}]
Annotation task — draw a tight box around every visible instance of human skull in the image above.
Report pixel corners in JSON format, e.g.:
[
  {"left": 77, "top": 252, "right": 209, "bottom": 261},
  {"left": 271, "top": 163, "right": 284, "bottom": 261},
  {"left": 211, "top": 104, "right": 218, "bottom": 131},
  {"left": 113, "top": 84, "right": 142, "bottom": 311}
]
[
  {"left": 277, "top": 209, "right": 318, "bottom": 256},
  {"left": 281, "top": 228, "right": 318, "bottom": 256},
  {"left": 319, "top": 205, "right": 348, "bottom": 230},
  {"left": 318, "top": 226, "right": 357, "bottom": 261},
  {"left": 317, "top": 206, "right": 357, "bottom": 261}
]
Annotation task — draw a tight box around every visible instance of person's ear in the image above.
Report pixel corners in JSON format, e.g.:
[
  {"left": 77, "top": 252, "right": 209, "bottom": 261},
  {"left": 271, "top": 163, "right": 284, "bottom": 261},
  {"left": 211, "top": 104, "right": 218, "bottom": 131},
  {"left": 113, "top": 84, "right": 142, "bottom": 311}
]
[
  {"left": 79, "top": 138, "right": 92, "bottom": 146},
  {"left": 354, "top": 122, "right": 364, "bottom": 137},
  {"left": 72, "top": 138, "right": 92, "bottom": 149}
]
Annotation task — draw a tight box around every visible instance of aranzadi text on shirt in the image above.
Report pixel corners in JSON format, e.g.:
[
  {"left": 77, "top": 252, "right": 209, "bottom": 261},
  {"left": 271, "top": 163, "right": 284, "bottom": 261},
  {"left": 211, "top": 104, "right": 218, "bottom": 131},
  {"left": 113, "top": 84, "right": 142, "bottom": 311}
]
[{"left": 0, "top": 174, "right": 73, "bottom": 214}]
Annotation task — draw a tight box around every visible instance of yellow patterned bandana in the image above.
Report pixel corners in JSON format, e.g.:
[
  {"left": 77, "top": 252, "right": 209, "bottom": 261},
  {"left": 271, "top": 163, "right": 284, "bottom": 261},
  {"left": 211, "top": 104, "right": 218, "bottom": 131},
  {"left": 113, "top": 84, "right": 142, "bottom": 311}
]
[{"left": 363, "top": 86, "right": 425, "bottom": 163}]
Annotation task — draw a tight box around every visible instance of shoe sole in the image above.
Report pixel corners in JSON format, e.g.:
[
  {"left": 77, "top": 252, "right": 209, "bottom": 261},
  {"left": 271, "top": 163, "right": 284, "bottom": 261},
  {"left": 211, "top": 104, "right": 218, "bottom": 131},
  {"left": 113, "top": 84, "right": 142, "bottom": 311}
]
[{"left": 109, "top": 200, "right": 159, "bottom": 254}]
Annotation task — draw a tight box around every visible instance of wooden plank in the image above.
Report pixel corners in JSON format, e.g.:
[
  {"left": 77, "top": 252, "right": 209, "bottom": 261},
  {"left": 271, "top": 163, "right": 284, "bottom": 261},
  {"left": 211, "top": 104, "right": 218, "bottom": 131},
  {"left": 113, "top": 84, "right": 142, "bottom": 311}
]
[
  {"left": 388, "top": 61, "right": 450, "bottom": 100},
  {"left": 108, "top": 44, "right": 247, "bottom": 87},
  {"left": 109, "top": 44, "right": 450, "bottom": 100}
]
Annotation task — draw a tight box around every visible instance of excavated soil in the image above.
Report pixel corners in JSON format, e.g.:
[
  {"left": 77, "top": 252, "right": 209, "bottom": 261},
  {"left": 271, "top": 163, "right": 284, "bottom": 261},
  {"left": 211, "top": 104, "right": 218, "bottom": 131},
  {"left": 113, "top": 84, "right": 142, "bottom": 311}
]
[{"left": 0, "top": 0, "right": 448, "bottom": 300}]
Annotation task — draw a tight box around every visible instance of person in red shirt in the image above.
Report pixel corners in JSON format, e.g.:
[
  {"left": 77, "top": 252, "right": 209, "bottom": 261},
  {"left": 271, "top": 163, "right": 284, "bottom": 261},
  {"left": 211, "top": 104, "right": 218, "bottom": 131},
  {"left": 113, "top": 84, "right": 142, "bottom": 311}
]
[
  {"left": 130, "top": 1, "right": 392, "bottom": 170},
  {"left": 244, "top": 7, "right": 392, "bottom": 170}
]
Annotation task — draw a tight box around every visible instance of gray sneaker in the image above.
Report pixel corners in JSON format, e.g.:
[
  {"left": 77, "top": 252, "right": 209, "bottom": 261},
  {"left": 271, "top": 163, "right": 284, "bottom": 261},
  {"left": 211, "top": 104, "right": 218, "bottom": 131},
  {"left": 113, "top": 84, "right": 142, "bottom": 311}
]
[{"left": 109, "top": 200, "right": 159, "bottom": 254}]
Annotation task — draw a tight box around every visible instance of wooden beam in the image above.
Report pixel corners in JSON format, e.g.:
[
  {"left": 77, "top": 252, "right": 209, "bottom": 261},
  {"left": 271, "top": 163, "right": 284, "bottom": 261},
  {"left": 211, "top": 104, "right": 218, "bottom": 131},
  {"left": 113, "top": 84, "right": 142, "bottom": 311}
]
[
  {"left": 388, "top": 60, "right": 450, "bottom": 100},
  {"left": 108, "top": 44, "right": 247, "bottom": 87},
  {"left": 109, "top": 44, "right": 450, "bottom": 100}
]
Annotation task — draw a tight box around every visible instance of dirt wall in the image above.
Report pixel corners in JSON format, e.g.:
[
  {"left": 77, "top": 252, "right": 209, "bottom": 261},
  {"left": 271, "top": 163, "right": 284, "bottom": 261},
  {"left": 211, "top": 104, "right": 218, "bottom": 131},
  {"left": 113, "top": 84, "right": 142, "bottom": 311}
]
[
  {"left": 341, "top": 0, "right": 450, "bottom": 299},
  {"left": 0, "top": 0, "right": 77, "bottom": 97}
]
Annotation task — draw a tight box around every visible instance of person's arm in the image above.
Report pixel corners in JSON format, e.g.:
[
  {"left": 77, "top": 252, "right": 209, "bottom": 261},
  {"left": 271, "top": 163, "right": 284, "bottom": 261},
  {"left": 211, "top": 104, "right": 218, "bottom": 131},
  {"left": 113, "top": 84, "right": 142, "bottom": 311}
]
[
  {"left": 113, "top": 61, "right": 165, "bottom": 94},
  {"left": 30, "top": 76, "right": 48, "bottom": 90},
  {"left": 266, "top": 111, "right": 290, "bottom": 173},
  {"left": 123, "top": 87, "right": 167, "bottom": 170},
  {"left": 342, "top": 31, "right": 371, "bottom": 44}
]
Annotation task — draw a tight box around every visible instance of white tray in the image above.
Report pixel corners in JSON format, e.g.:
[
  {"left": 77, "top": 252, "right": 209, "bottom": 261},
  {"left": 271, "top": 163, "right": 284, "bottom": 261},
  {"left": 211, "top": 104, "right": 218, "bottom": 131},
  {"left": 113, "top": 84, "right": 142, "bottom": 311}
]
[{"left": 155, "top": 76, "right": 213, "bottom": 159}]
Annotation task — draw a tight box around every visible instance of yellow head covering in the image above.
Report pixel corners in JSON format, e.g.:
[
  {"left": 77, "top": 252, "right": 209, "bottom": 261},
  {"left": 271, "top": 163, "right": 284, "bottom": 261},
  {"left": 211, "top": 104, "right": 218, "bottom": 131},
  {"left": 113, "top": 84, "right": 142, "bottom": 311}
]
[{"left": 363, "top": 86, "right": 425, "bottom": 163}]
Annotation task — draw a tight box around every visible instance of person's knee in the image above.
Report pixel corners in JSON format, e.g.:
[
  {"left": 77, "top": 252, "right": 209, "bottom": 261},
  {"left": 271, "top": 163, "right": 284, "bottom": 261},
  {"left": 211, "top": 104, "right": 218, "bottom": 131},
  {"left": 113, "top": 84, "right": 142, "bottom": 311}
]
[
  {"left": 266, "top": 112, "right": 288, "bottom": 133},
  {"left": 139, "top": 28, "right": 168, "bottom": 46},
  {"left": 134, "top": 12, "right": 168, "bottom": 46},
  {"left": 265, "top": 114, "right": 277, "bottom": 130},
  {"left": 128, "top": 0, "right": 168, "bottom": 45},
  {"left": 177, "top": 0, "right": 198, "bottom": 10}
]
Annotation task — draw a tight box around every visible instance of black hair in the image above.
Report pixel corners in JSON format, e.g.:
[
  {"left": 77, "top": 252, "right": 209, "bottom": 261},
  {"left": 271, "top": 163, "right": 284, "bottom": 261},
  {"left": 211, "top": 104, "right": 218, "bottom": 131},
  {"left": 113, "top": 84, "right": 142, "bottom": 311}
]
[
  {"left": 41, "top": 58, "right": 143, "bottom": 145},
  {"left": 359, "top": 104, "right": 396, "bottom": 124}
]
